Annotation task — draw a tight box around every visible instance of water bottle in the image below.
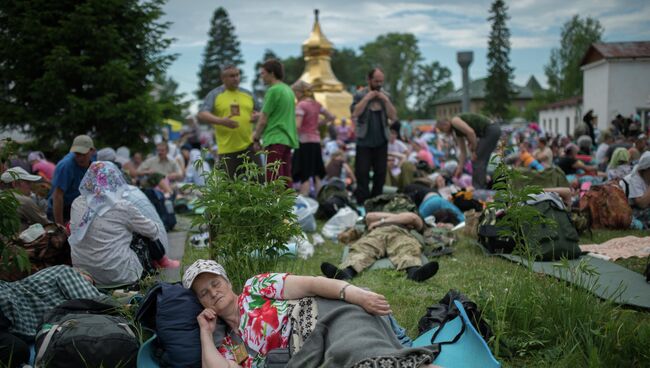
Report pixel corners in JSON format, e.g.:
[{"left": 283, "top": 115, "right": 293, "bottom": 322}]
[{"left": 164, "top": 199, "right": 174, "bottom": 214}]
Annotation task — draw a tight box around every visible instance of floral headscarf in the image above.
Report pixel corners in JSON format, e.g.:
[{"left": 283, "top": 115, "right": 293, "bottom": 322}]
[{"left": 69, "top": 161, "right": 133, "bottom": 246}]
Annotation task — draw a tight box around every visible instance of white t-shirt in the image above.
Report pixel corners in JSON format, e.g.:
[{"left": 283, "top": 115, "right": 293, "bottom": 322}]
[
  {"left": 621, "top": 172, "right": 647, "bottom": 200},
  {"left": 388, "top": 139, "right": 408, "bottom": 155}
]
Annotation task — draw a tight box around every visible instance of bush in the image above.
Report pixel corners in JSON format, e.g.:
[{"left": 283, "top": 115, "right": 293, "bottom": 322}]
[{"left": 191, "top": 153, "right": 302, "bottom": 291}]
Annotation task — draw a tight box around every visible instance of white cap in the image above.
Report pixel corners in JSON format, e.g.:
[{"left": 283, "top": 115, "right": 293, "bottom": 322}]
[
  {"left": 1, "top": 167, "right": 42, "bottom": 183},
  {"left": 182, "top": 259, "right": 229, "bottom": 289}
]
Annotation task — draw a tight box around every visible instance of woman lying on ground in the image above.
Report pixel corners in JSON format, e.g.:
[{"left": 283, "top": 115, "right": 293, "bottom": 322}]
[
  {"left": 184, "top": 259, "right": 441, "bottom": 368},
  {"left": 69, "top": 161, "right": 179, "bottom": 287}
]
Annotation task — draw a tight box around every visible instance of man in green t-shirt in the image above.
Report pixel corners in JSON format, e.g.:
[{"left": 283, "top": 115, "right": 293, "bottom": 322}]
[
  {"left": 252, "top": 59, "right": 299, "bottom": 186},
  {"left": 198, "top": 64, "right": 262, "bottom": 178}
]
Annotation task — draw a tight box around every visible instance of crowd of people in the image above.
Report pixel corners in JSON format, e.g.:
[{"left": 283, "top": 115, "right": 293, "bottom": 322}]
[{"left": 1, "top": 57, "right": 650, "bottom": 367}]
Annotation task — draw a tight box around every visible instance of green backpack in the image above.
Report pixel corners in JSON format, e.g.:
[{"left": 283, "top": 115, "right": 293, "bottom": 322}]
[
  {"left": 364, "top": 193, "right": 417, "bottom": 214},
  {"left": 522, "top": 199, "right": 582, "bottom": 261},
  {"left": 479, "top": 197, "right": 581, "bottom": 261}
]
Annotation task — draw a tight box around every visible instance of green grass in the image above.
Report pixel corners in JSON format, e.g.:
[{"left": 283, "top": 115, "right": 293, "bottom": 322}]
[{"left": 181, "top": 222, "right": 650, "bottom": 367}]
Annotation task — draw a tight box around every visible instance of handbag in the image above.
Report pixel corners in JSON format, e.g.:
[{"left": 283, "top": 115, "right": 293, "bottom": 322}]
[{"left": 413, "top": 300, "right": 500, "bottom": 368}]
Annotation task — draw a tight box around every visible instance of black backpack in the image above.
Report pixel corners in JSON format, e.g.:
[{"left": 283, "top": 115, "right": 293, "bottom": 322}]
[
  {"left": 35, "top": 299, "right": 138, "bottom": 368},
  {"left": 142, "top": 188, "right": 177, "bottom": 231},
  {"left": 316, "top": 179, "right": 356, "bottom": 220}
]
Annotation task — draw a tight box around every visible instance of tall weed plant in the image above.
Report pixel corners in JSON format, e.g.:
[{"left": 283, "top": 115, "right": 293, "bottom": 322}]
[
  {"left": 0, "top": 138, "right": 30, "bottom": 274},
  {"left": 484, "top": 155, "right": 650, "bottom": 366},
  {"left": 191, "top": 153, "right": 302, "bottom": 291}
]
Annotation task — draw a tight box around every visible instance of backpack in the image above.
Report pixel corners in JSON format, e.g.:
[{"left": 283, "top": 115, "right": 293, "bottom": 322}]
[
  {"left": 135, "top": 282, "right": 204, "bottom": 367},
  {"left": 35, "top": 299, "right": 138, "bottom": 368},
  {"left": 363, "top": 193, "right": 417, "bottom": 214},
  {"left": 579, "top": 182, "right": 632, "bottom": 229},
  {"left": 316, "top": 179, "right": 355, "bottom": 220},
  {"left": 478, "top": 195, "right": 582, "bottom": 261},
  {"left": 477, "top": 208, "right": 516, "bottom": 255},
  {"left": 0, "top": 223, "right": 71, "bottom": 282}
]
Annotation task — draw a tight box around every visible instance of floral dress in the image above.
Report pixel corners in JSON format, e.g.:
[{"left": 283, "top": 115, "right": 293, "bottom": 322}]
[{"left": 216, "top": 273, "right": 292, "bottom": 368}]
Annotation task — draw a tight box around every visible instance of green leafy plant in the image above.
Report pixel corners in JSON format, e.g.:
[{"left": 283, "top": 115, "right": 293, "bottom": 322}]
[
  {"left": 0, "top": 138, "right": 30, "bottom": 274},
  {"left": 488, "top": 155, "right": 555, "bottom": 262},
  {"left": 191, "top": 152, "right": 302, "bottom": 291}
]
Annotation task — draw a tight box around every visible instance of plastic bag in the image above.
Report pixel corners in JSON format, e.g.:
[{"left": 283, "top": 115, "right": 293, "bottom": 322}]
[
  {"left": 294, "top": 195, "right": 319, "bottom": 232},
  {"left": 322, "top": 206, "right": 358, "bottom": 239}
]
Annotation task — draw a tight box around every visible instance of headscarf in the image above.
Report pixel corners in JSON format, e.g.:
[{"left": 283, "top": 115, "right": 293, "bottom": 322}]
[
  {"left": 632, "top": 151, "right": 650, "bottom": 175},
  {"left": 69, "top": 161, "right": 133, "bottom": 245},
  {"left": 608, "top": 147, "right": 630, "bottom": 169},
  {"left": 116, "top": 147, "right": 130, "bottom": 165},
  {"left": 97, "top": 148, "right": 116, "bottom": 162}
]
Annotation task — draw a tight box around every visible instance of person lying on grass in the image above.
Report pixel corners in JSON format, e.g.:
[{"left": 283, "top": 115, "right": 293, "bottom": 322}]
[
  {"left": 184, "top": 259, "right": 441, "bottom": 368},
  {"left": 321, "top": 211, "right": 440, "bottom": 282}
]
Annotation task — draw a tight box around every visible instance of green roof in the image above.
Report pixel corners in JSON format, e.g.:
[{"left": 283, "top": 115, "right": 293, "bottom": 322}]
[{"left": 434, "top": 77, "right": 539, "bottom": 105}]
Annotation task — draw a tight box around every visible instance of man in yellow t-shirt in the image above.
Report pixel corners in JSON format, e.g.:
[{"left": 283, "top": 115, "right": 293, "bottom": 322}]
[{"left": 198, "top": 64, "right": 262, "bottom": 178}]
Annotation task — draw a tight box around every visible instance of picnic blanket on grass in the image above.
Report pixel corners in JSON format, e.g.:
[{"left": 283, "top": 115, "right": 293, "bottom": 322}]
[{"left": 580, "top": 236, "right": 650, "bottom": 260}]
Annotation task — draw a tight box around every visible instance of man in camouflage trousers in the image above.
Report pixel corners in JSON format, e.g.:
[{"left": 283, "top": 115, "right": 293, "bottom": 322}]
[{"left": 321, "top": 212, "right": 439, "bottom": 282}]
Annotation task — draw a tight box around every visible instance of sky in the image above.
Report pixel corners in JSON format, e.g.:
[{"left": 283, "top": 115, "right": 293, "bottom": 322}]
[{"left": 161, "top": 0, "right": 650, "bottom": 111}]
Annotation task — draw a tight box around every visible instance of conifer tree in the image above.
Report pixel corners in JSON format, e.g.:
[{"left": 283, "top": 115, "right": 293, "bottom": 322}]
[
  {"left": 196, "top": 7, "right": 244, "bottom": 99},
  {"left": 485, "top": 0, "right": 514, "bottom": 119},
  {"left": 0, "top": 0, "right": 173, "bottom": 153}
]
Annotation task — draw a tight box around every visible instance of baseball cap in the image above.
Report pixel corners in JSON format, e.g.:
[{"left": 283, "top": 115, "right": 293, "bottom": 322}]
[
  {"left": 70, "top": 135, "right": 95, "bottom": 154},
  {"left": 1, "top": 167, "right": 42, "bottom": 183},
  {"left": 182, "top": 259, "right": 229, "bottom": 289}
]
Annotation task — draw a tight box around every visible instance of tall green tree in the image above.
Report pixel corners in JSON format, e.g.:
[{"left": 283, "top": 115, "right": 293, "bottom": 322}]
[
  {"left": 153, "top": 73, "right": 190, "bottom": 122},
  {"left": 331, "top": 47, "right": 367, "bottom": 91},
  {"left": 544, "top": 15, "right": 603, "bottom": 99},
  {"left": 281, "top": 55, "right": 305, "bottom": 85},
  {"left": 360, "top": 33, "right": 422, "bottom": 117},
  {"left": 485, "top": 0, "right": 514, "bottom": 119},
  {"left": 412, "top": 62, "right": 454, "bottom": 118},
  {"left": 0, "top": 0, "right": 174, "bottom": 154},
  {"left": 196, "top": 7, "right": 244, "bottom": 99},
  {"left": 252, "top": 49, "right": 279, "bottom": 100}
]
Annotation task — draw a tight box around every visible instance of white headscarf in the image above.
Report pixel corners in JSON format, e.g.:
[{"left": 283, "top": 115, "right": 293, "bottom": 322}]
[
  {"left": 69, "top": 161, "right": 134, "bottom": 245},
  {"left": 115, "top": 146, "right": 130, "bottom": 165},
  {"left": 633, "top": 151, "right": 650, "bottom": 174}
]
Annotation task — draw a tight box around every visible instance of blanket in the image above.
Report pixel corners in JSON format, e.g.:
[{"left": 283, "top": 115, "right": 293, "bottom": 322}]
[
  {"left": 288, "top": 297, "right": 436, "bottom": 368},
  {"left": 580, "top": 236, "right": 650, "bottom": 260}
]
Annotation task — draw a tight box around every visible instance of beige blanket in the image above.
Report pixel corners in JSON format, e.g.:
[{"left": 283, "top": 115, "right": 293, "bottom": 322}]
[{"left": 580, "top": 236, "right": 650, "bottom": 260}]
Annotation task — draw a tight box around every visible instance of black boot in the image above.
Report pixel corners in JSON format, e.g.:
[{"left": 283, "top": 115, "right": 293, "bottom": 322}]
[
  {"left": 321, "top": 262, "right": 357, "bottom": 280},
  {"left": 406, "top": 261, "right": 439, "bottom": 282}
]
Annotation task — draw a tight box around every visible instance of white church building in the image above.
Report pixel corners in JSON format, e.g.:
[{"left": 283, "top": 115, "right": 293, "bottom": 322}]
[{"left": 580, "top": 41, "right": 650, "bottom": 132}]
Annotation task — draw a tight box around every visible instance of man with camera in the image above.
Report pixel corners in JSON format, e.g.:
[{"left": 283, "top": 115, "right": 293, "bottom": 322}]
[{"left": 351, "top": 68, "right": 397, "bottom": 204}]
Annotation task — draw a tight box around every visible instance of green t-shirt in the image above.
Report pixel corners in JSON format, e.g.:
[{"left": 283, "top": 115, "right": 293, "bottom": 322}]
[
  {"left": 261, "top": 83, "right": 299, "bottom": 148},
  {"left": 456, "top": 113, "right": 492, "bottom": 138}
]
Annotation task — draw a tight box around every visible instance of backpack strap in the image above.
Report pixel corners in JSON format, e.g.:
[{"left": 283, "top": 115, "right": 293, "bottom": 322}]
[
  {"left": 35, "top": 323, "right": 62, "bottom": 366},
  {"left": 620, "top": 178, "right": 630, "bottom": 198}
]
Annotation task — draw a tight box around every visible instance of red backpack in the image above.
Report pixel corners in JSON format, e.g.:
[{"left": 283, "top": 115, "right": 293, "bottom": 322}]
[{"left": 579, "top": 182, "right": 632, "bottom": 229}]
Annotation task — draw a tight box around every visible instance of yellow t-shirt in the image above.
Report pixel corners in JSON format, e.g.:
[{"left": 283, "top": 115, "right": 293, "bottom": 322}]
[{"left": 200, "top": 86, "right": 258, "bottom": 154}]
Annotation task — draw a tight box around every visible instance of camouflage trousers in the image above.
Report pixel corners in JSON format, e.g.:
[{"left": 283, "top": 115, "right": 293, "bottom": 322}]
[{"left": 341, "top": 225, "right": 423, "bottom": 272}]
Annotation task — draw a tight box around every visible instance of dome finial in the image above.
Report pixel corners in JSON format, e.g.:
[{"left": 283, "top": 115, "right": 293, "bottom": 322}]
[{"left": 314, "top": 9, "right": 319, "bottom": 23}]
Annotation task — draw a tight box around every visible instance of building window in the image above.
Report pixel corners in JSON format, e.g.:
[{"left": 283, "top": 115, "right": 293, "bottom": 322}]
[
  {"left": 566, "top": 117, "right": 570, "bottom": 136},
  {"left": 555, "top": 118, "right": 559, "bottom": 134}
]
